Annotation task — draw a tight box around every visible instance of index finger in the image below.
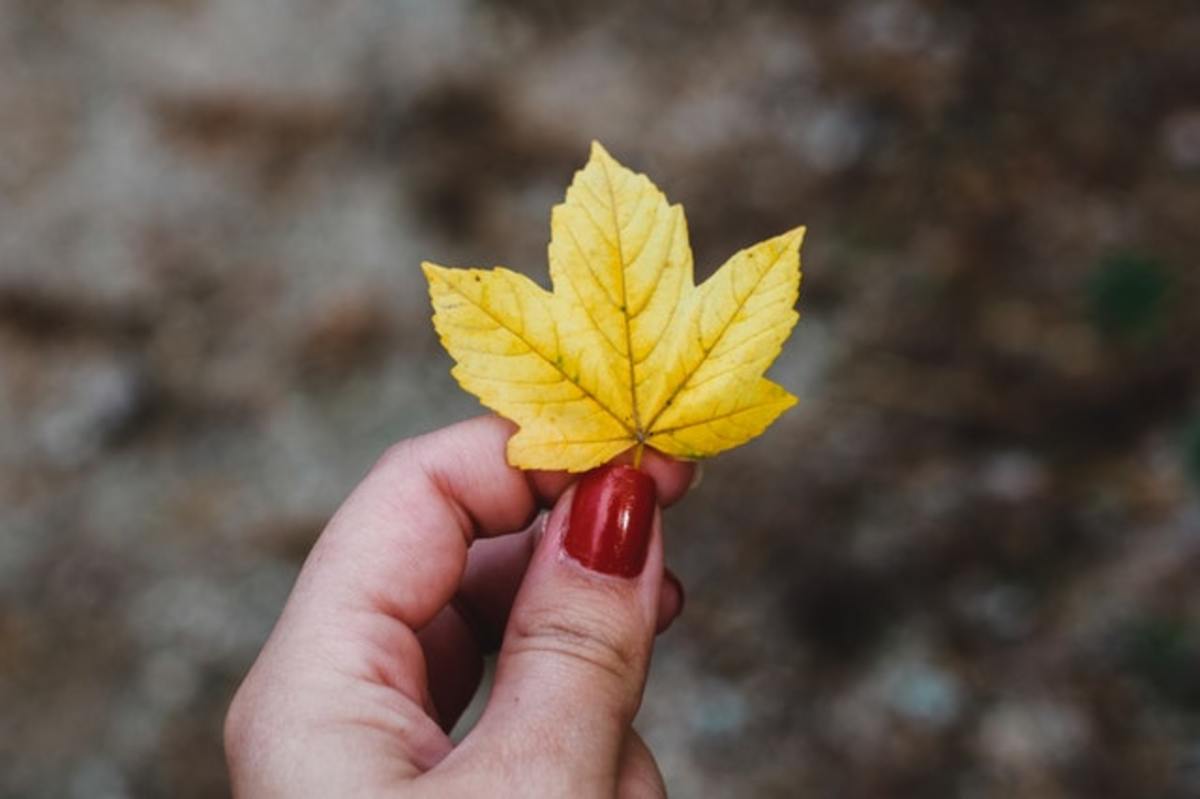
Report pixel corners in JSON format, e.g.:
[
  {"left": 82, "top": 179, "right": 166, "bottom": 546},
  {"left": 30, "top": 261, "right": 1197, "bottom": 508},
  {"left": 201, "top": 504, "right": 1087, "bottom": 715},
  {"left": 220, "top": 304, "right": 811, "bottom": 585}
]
[
  {"left": 302, "top": 416, "right": 692, "bottom": 625},
  {"left": 269, "top": 416, "right": 693, "bottom": 698}
]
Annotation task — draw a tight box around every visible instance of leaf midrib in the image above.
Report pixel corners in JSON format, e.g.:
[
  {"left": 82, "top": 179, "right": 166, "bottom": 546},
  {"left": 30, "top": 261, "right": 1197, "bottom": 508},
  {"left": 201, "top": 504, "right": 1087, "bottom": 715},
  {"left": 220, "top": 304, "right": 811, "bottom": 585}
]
[{"left": 599, "top": 155, "right": 644, "bottom": 440}]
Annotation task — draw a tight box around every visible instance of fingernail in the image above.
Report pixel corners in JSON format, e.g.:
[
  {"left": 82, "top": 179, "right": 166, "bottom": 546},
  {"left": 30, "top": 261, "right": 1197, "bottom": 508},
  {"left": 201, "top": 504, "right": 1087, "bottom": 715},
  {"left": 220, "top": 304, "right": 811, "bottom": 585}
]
[{"left": 565, "top": 464, "right": 656, "bottom": 577}]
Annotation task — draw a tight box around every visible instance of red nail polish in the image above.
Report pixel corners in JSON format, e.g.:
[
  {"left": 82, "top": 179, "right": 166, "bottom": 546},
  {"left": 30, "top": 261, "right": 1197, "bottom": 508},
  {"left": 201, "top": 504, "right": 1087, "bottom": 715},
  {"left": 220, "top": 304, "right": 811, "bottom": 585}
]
[{"left": 564, "top": 464, "right": 656, "bottom": 577}]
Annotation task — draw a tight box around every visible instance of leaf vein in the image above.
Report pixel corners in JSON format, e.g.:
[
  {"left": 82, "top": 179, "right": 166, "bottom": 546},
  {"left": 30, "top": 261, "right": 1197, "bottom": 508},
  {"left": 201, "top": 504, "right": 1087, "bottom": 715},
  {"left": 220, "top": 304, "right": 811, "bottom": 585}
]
[
  {"left": 650, "top": 393, "right": 786, "bottom": 436},
  {"left": 440, "top": 280, "right": 634, "bottom": 436},
  {"left": 643, "top": 243, "right": 792, "bottom": 433}
]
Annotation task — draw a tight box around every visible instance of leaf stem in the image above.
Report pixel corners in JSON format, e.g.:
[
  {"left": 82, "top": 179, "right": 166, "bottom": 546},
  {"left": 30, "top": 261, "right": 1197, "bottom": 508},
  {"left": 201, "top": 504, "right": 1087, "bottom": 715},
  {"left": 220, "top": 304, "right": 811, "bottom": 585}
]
[{"left": 632, "top": 441, "right": 645, "bottom": 469}]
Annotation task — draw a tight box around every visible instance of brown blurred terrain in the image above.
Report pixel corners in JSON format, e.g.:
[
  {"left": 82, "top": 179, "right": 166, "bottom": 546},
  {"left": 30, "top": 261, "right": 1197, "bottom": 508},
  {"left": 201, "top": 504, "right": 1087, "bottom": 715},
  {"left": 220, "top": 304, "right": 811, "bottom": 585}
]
[{"left": 3, "top": 1, "right": 1200, "bottom": 796}]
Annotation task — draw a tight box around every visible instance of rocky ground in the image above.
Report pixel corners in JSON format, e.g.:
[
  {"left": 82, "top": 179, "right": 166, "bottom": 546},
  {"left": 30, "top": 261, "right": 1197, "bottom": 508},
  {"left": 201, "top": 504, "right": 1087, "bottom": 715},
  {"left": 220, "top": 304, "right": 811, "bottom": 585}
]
[{"left": 2, "top": 1, "right": 1200, "bottom": 796}]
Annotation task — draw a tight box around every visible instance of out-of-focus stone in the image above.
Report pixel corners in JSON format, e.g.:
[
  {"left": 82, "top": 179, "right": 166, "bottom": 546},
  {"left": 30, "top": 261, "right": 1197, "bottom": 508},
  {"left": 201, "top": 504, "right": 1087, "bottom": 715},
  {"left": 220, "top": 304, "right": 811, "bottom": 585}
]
[
  {"left": 140, "top": 649, "right": 201, "bottom": 713},
  {"left": 958, "top": 582, "right": 1036, "bottom": 642},
  {"left": 33, "top": 356, "right": 147, "bottom": 468},
  {"left": 0, "top": 73, "right": 80, "bottom": 198},
  {"left": 789, "top": 102, "right": 867, "bottom": 174},
  {"left": 1162, "top": 109, "right": 1200, "bottom": 170},
  {"left": 840, "top": 0, "right": 935, "bottom": 56},
  {"left": 977, "top": 699, "right": 1090, "bottom": 773},
  {"left": 978, "top": 451, "right": 1048, "bottom": 504},
  {"left": 68, "top": 756, "right": 130, "bottom": 799},
  {"left": 828, "top": 635, "right": 965, "bottom": 756},
  {"left": 688, "top": 678, "right": 751, "bottom": 739}
]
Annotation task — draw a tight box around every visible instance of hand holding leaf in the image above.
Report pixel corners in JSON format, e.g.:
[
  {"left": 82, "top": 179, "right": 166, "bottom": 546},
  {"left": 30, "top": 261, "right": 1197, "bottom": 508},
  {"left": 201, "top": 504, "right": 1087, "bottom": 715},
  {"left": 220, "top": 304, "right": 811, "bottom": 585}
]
[{"left": 424, "top": 143, "right": 804, "bottom": 472}]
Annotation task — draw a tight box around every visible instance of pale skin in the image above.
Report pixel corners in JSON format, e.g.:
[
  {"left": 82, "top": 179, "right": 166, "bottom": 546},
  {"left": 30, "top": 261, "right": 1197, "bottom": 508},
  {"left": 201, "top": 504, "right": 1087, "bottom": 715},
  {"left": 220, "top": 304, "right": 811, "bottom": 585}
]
[{"left": 224, "top": 415, "right": 695, "bottom": 797}]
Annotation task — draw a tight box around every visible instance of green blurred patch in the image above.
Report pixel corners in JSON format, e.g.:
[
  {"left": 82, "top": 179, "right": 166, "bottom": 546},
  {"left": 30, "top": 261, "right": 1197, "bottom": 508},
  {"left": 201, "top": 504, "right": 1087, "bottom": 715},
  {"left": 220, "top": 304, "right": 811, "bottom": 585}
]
[
  {"left": 1183, "top": 417, "right": 1200, "bottom": 487},
  {"left": 1118, "top": 616, "right": 1200, "bottom": 712},
  {"left": 1086, "top": 253, "right": 1170, "bottom": 338}
]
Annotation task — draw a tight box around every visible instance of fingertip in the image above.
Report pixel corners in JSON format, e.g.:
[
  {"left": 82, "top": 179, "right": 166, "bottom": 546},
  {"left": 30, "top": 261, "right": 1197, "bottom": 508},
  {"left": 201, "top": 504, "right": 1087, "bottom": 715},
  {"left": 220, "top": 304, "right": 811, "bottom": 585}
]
[
  {"left": 665, "top": 569, "right": 685, "bottom": 618},
  {"left": 526, "top": 446, "right": 697, "bottom": 509},
  {"left": 645, "top": 457, "right": 695, "bottom": 507},
  {"left": 526, "top": 468, "right": 575, "bottom": 505},
  {"left": 655, "top": 569, "right": 686, "bottom": 634},
  {"left": 612, "top": 448, "right": 696, "bottom": 507},
  {"left": 464, "top": 413, "right": 698, "bottom": 511}
]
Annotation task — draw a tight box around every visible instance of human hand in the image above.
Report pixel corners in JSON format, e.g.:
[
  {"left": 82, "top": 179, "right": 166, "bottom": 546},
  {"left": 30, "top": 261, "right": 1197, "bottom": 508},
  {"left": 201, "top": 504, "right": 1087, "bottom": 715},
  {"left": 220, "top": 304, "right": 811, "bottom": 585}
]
[{"left": 224, "top": 415, "right": 695, "bottom": 797}]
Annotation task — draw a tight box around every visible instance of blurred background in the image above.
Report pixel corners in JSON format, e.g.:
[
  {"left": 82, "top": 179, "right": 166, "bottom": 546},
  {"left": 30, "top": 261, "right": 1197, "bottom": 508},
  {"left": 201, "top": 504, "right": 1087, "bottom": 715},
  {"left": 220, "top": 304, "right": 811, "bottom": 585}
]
[{"left": 2, "top": 1, "right": 1199, "bottom": 796}]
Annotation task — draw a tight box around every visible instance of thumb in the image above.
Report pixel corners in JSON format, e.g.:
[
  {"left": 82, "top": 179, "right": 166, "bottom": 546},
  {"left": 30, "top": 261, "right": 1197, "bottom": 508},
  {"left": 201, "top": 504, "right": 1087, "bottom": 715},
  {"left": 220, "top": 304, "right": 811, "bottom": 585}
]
[{"left": 459, "top": 464, "right": 662, "bottom": 794}]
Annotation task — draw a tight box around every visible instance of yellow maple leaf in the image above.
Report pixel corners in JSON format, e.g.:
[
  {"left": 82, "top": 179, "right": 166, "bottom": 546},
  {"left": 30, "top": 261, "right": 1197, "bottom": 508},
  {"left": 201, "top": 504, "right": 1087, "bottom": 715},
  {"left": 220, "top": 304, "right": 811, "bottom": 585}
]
[{"left": 423, "top": 142, "right": 804, "bottom": 472}]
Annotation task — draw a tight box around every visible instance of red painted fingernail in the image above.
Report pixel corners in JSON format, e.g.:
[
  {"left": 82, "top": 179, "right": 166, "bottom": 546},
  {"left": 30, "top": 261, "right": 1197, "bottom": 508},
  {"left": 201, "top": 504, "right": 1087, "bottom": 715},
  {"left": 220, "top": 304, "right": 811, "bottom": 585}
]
[{"left": 564, "top": 464, "right": 656, "bottom": 577}]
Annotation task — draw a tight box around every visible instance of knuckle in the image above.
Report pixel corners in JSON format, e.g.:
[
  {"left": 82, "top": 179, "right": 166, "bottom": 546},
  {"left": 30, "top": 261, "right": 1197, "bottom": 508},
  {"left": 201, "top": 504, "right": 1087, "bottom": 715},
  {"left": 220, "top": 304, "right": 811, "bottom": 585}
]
[
  {"left": 510, "top": 603, "right": 645, "bottom": 687},
  {"left": 373, "top": 439, "right": 417, "bottom": 474}
]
